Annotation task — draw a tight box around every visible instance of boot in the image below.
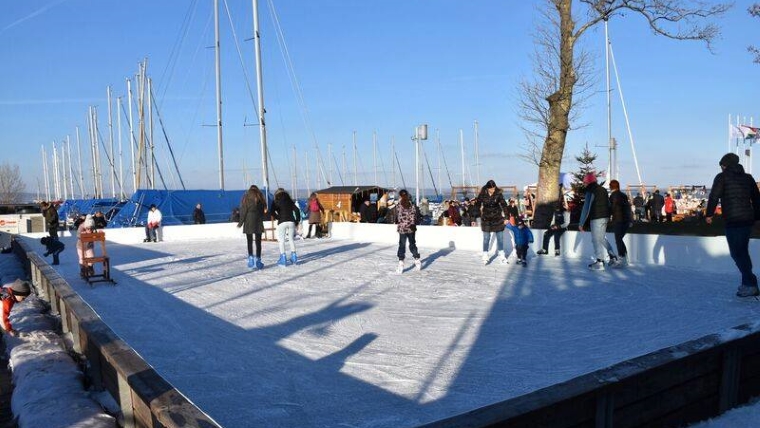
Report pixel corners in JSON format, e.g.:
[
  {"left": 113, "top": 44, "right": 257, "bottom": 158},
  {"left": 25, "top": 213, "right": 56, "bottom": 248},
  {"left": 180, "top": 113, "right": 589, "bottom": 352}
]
[
  {"left": 52, "top": 253, "right": 60, "bottom": 265},
  {"left": 396, "top": 260, "right": 404, "bottom": 274},
  {"left": 588, "top": 259, "right": 605, "bottom": 271},
  {"left": 736, "top": 285, "right": 760, "bottom": 297},
  {"left": 555, "top": 249, "right": 560, "bottom": 256},
  {"left": 536, "top": 249, "right": 548, "bottom": 255},
  {"left": 277, "top": 254, "right": 288, "bottom": 267},
  {"left": 79, "top": 264, "right": 87, "bottom": 278},
  {"left": 247, "top": 255, "right": 255, "bottom": 269},
  {"left": 481, "top": 252, "right": 489, "bottom": 265},
  {"left": 413, "top": 258, "right": 421, "bottom": 271},
  {"left": 255, "top": 257, "right": 264, "bottom": 270},
  {"left": 291, "top": 252, "right": 298, "bottom": 265},
  {"left": 498, "top": 250, "right": 509, "bottom": 265}
]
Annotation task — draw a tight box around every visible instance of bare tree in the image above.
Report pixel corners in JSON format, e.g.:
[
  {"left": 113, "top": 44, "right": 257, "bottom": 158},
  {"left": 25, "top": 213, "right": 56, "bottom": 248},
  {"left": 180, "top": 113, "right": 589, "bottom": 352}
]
[
  {"left": 530, "top": 0, "right": 731, "bottom": 228},
  {"left": 750, "top": 3, "right": 760, "bottom": 63},
  {"left": 0, "top": 163, "right": 26, "bottom": 203}
]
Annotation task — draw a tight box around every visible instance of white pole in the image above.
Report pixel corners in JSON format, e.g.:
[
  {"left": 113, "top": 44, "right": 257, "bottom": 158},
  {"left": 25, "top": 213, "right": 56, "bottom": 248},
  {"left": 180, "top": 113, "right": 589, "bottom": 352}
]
[
  {"left": 66, "top": 136, "right": 75, "bottom": 198},
  {"left": 52, "top": 141, "right": 60, "bottom": 201},
  {"left": 127, "top": 78, "right": 137, "bottom": 192},
  {"left": 352, "top": 131, "right": 357, "bottom": 185},
  {"left": 341, "top": 145, "right": 347, "bottom": 186},
  {"left": 474, "top": 120, "right": 481, "bottom": 186},
  {"left": 59, "top": 141, "right": 68, "bottom": 200},
  {"left": 215, "top": 0, "right": 225, "bottom": 190},
  {"left": 75, "top": 126, "right": 86, "bottom": 198},
  {"left": 117, "top": 97, "right": 124, "bottom": 198},
  {"left": 41, "top": 145, "right": 50, "bottom": 201},
  {"left": 148, "top": 78, "right": 155, "bottom": 189},
  {"left": 415, "top": 128, "right": 420, "bottom": 205},
  {"left": 605, "top": 19, "right": 614, "bottom": 181},
  {"left": 252, "top": 0, "right": 269, "bottom": 195},
  {"left": 459, "top": 129, "right": 465, "bottom": 188},
  {"left": 609, "top": 39, "right": 642, "bottom": 185},
  {"left": 107, "top": 86, "right": 116, "bottom": 197}
]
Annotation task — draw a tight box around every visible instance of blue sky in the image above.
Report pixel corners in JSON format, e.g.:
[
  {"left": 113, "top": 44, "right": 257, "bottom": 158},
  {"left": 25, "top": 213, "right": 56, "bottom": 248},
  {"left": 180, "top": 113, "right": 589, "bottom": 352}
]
[{"left": 1, "top": 0, "right": 759, "bottom": 197}]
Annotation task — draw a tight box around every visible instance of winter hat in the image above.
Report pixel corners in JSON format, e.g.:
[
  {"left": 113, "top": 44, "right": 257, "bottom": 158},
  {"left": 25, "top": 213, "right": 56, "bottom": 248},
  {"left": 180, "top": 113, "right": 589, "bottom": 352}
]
[
  {"left": 84, "top": 214, "right": 95, "bottom": 228},
  {"left": 719, "top": 153, "right": 740, "bottom": 167},
  {"left": 9, "top": 279, "right": 31, "bottom": 297},
  {"left": 583, "top": 173, "right": 597, "bottom": 185},
  {"left": 149, "top": 204, "right": 157, "bottom": 209}
]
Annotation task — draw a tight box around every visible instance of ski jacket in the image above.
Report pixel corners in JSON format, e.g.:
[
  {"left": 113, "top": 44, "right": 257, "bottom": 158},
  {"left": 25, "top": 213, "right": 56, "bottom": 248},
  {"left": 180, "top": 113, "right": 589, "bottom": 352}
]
[
  {"left": 1, "top": 287, "right": 17, "bottom": 333},
  {"left": 193, "top": 208, "right": 206, "bottom": 224},
  {"left": 359, "top": 202, "right": 378, "bottom": 223},
  {"left": 147, "top": 209, "right": 162, "bottom": 228},
  {"left": 506, "top": 223, "right": 534, "bottom": 247},
  {"left": 706, "top": 164, "right": 760, "bottom": 227},
  {"left": 550, "top": 210, "right": 570, "bottom": 229},
  {"left": 395, "top": 202, "right": 420, "bottom": 234},
  {"left": 43, "top": 205, "right": 59, "bottom": 229},
  {"left": 664, "top": 196, "right": 676, "bottom": 214},
  {"left": 633, "top": 195, "right": 644, "bottom": 208},
  {"left": 610, "top": 190, "right": 632, "bottom": 224},
  {"left": 476, "top": 190, "right": 508, "bottom": 233},
  {"left": 579, "top": 183, "right": 611, "bottom": 227},
  {"left": 273, "top": 198, "right": 301, "bottom": 225},
  {"left": 650, "top": 193, "right": 665, "bottom": 213}
]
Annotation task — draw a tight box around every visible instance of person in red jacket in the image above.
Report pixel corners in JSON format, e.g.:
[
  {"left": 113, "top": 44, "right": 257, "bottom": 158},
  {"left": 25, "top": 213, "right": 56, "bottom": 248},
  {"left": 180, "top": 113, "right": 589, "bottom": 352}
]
[
  {"left": 664, "top": 193, "right": 676, "bottom": 222},
  {"left": 1, "top": 279, "right": 31, "bottom": 337}
]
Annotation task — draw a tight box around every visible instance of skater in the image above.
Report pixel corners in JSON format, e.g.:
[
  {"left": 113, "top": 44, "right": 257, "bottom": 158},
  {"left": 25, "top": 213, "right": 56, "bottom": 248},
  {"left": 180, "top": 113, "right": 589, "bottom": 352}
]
[
  {"left": 76, "top": 214, "right": 96, "bottom": 277},
  {"left": 93, "top": 210, "right": 108, "bottom": 229},
  {"left": 272, "top": 188, "right": 301, "bottom": 266},
  {"left": 506, "top": 219, "right": 534, "bottom": 266},
  {"left": 144, "top": 204, "right": 162, "bottom": 242},
  {"left": 609, "top": 180, "right": 632, "bottom": 267},
  {"left": 474, "top": 179, "right": 509, "bottom": 265},
  {"left": 305, "top": 193, "right": 325, "bottom": 238},
  {"left": 536, "top": 202, "right": 569, "bottom": 256},
  {"left": 41, "top": 201, "right": 59, "bottom": 239},
  {"left": 664, "top": 193, "right": 676, "bottom": 222},
  {"left": 632, "top": 193, "right": 645, "bottom": 222},
  {"left": 237, "top": 185, "right": 267, "bottom": 269},
  {"left": 394, "top": 189, "right": 421, "bottom": 273},
  {"left": 193, "top": 203, "right": 206, "bottom": 224},
  {"left": 40, "top": 236, "right": 65, "bottom": 266},
  {"left": 705, "top": 153, "right": 760, "bottom": 297},
  {"left": 650, "top": 190, "right": 665, "bottom": 223},
  {"left": 359, "top": 198, "right": 378, "bottom": 223},
  {"left": 578, "top": 172, "right": 616, "bottom": 270},
  {"left": 1, "top": 279, "right": 32, "bottom": 337}
]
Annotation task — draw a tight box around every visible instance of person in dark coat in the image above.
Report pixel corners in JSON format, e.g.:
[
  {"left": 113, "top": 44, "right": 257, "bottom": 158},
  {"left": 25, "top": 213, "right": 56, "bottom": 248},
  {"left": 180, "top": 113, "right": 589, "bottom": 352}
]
[
  {"left": 608, "top": 179, "right": 632, "bottom": 267},
  {"left": 305, "top": 193, "right": 325, "bottom": 238},
  {"left": 579, "top": 173, "right": 616, "bottom": 270},
  {"left": 474, "top": 180, "right": 509, "bottom": 265},
  {"left": 632, "top": 193, "right": 645, "bottom": 222},
  {"left": 93, "top": 211, "right": 108, "bottom": 229},
  {"left": 359, "top": 199, "right": 378, "bottom": 223},
  {"left": 272, "top": 189, "right": 302, "bottom": 266},
  {"left": 706, "top": 153, "right": 760, "bottom": 297},
  {"left": 41, "top": 201, "right": 59, "bottom": 239},
  {"left": 193, "top": 203, "right": 206, "bottom": 224},
  {"left": 649, "top": 190, "right": 665, "bottom": 223},
  {"left": 237, "top": 185, "right": 267, "bottom": 269},
  {"left": 229, "top": 207, "right": 241, "bottom": 223},
  {"left": 536, "top": 203, "right": 570, "bottom": 257},
  {"left": 40, "top": 236, "right": 65, "bottom": 265}
]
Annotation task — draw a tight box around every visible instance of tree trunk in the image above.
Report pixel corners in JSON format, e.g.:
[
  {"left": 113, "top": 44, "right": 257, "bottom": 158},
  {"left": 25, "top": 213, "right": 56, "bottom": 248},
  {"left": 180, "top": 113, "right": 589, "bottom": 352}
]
[{"left": 533, "top": 0, "right": 576, "bottom": 229}]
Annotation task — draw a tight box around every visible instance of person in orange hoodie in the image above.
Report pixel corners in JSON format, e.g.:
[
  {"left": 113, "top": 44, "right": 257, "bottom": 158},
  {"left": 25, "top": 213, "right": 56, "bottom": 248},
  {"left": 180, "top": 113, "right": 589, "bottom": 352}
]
[
  {"left": 664, "top": 193, "right": 676, "bottom": 222},
  {"left": 1, "top": 279, "right": 31, "bottom": 337}
]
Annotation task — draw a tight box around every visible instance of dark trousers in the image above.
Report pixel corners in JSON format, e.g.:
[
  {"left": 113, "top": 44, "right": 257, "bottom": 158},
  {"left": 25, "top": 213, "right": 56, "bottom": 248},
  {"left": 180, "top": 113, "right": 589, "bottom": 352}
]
[
  {"left": 665, "top": 213, "right": 673, "bottom": 222},
  {"left": 725, "top": 226, "right": 758, "bottom": 287},
  {"left": 145, "top": 225, "right": 158, "bottom": 240},
  {"left": 542, "top": 228, "right": 565, "bottom": 251},
  {"left": 306, "top": 223, "right": 323, "bottom": 238},
  {"left": 515, "top": 244, "right": 528, "bottom": 260},
  {"left": 49, "top": 225, "right": 58, "bottom": 239},
  {"left": 397, "top": 233, "right": 420, "bottom": 261},
  {"left": 246, "top": 233, "right": 262, "bottom": 258},
  {"left": 612, "top": 222, "right": 629, "bottom": 258}
]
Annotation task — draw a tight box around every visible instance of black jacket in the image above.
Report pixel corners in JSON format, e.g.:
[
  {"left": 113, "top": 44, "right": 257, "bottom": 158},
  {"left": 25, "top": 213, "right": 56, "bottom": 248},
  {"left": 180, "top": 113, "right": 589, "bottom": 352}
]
[
  {"left": 579, "top": 183, "right": 611, "bottom": 226},
  {"left": 238, "top": 200, "right": 266, "bottom": 234},
  {"left": 475, "top": 190, "right": 508, "bottom": 233},
  {"left": 193, "top": 208, "right": 206, "bottom": 224},
  {"left": 609, "top": 190, "right": 632, "bottom": 224},
  {"left": 706, "top": 164, "right": 760, "bottom": 227},
  {"left": 272, "top": 198, "right": 301, "bottom": 225},
  {"left": 359, "top": 202, "right": 378, "bottom": 223}
]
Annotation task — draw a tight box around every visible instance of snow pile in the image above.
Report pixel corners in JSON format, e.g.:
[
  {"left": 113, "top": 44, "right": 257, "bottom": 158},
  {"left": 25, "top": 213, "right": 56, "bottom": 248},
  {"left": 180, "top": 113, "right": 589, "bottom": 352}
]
[{"left": 0, "top": 254, "right": 115, "bottom": 428}]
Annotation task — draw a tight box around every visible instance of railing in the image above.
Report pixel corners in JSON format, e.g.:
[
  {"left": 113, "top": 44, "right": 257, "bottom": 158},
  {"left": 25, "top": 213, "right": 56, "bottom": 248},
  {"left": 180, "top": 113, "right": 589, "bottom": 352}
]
[{"left": 12, "top": 238, "right": 220, "bottom": 428}]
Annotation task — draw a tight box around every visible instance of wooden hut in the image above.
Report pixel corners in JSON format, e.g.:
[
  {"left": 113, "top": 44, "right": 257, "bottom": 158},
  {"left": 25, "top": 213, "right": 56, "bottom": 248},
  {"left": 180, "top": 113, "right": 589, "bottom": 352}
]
[{"left": 315, "top": 186, "right": 390, "bottom": 223}]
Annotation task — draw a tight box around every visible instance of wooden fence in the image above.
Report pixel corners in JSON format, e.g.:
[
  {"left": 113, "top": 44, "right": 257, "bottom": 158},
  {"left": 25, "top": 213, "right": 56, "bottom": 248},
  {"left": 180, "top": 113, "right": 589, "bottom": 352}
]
[{"left": 12, "top": 238, "right": 219, "bottom": 428}]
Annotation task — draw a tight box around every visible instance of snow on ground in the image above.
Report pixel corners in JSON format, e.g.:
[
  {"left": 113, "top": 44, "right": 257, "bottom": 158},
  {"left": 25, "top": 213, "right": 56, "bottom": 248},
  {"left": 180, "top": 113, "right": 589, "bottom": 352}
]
[{"left": 15, "top": 231, "right": 760, "bottom": 428}]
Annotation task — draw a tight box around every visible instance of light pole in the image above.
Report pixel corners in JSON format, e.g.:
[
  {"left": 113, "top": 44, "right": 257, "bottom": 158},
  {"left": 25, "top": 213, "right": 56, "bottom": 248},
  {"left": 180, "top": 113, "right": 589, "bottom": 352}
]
[{"left": 414, "top": 124, "right": 428, "bottom": 205}]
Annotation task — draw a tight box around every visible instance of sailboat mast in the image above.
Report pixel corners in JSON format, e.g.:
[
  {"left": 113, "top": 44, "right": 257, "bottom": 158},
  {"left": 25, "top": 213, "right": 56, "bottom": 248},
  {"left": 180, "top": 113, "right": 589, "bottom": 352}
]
[
  {"left": 474, "top": 120, "right": 480, "bottom": 186},
  {"left": 391, "top": 136, "right": 396, "bottom": 189},
  {"left": 127, "top": 78, "right": 137, "bottom": 193},
  {"left": 605, "top": 19, "right": 615, "bottom": 182},
  {"left": 352, "top": 130, "right": 357, "bottom": 185},
  {"left": 107, "top": 86, "right": 116, "bottom": 197},
  {"left": 75, "top": 126, "right": 85, "bottom": 198},
  {"left": 459, "top": 129, "right": 465, "bottom": 188},
  {"left": 252, "top": 0, "right": 270, "bottom": 195},
  {"left": 117, "top": 97, "right": 124, "bottom": 198},
  {"left": 305, "top": 151, "right": 311, "bottom": 196},
  {"left": 52, "top": 142, "right": 60, "bottom": 200},
  {"left": 214, "top": 0, "right": 225, "bottom": 190},
  {"left": 66, "top": 136, "right": 75, "bottom": 198},
  {"left": 373, "top": 131, "right": 377, "bottom": 184},
  {"left": 148, "top": 78, "right": 156, "bottom": 190},
  {"left": 41, "top": 145, "right": 50, "bottom": 201}
]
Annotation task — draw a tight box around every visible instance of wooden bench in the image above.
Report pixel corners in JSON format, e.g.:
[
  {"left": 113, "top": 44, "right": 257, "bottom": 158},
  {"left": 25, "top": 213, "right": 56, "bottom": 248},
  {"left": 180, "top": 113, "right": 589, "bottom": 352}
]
[{"left": 79, "top": 231, "right": 115, "bottom": 285}]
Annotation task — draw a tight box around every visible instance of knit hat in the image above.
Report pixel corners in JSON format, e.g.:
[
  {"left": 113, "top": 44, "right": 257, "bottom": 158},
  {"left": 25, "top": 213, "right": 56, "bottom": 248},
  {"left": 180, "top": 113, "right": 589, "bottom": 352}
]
[
  {"left": 719, "top": 153, "right": 740, "bottom": 167},
  {"left": 10, "top": 279, "right": 31, "bottom": 297},
  {"left": 583, "top": 173, "right": 597, "bottom": 185}
]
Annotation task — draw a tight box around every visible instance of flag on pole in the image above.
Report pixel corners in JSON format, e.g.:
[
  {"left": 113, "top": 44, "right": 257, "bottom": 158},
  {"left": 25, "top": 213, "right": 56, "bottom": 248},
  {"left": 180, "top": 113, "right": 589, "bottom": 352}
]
[
  {"left": 730, "top": 124, "right": 744, "bottom": 139},
  {"left": 739, "top": 125, "right": 759, "bottom": 140}
]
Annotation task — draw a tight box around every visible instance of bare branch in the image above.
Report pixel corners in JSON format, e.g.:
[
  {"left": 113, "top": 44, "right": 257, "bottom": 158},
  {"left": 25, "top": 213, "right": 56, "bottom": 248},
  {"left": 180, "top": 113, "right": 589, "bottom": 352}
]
[{"left": 0, "top": 163, "right": 26, "bottom": 203}]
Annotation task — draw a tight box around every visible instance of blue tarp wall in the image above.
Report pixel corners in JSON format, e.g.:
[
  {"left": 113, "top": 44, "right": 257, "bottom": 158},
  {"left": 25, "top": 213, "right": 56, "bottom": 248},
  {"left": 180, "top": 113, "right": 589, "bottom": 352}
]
[
  {"left": 107, "top": 189, "right": 255, "bottom": 228},
  {"left": 57, "top": 198, "right": 125, "bottom": 224}
]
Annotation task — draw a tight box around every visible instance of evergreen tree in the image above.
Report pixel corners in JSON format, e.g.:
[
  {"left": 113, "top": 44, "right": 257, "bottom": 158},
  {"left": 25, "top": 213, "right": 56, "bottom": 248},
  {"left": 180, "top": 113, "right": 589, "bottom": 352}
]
[{"left": 569, "top": 145, "right": 601, "bottom": 223}]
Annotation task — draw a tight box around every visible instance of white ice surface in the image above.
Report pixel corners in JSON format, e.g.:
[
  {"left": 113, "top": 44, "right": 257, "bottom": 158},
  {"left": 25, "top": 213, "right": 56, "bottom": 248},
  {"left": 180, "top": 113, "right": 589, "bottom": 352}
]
[{"left": 10, "top": 228, "right": 760, "bottom": 428}]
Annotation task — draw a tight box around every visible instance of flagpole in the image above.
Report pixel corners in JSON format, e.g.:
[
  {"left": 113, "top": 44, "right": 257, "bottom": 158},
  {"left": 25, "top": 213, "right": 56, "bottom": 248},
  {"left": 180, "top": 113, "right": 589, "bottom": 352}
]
[{"left": 728, "top": 114, "right": 732, "bottom": 153}]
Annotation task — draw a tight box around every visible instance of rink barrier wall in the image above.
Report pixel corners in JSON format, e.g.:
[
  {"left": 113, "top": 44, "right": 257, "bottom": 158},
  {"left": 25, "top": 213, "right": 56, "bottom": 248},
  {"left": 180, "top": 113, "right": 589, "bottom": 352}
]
[
  {"left": 12, "top": 238, "right": 220, "bottom": 428},
  {"left": 419, "top": 322, "right": 760, "bottom": 428}
]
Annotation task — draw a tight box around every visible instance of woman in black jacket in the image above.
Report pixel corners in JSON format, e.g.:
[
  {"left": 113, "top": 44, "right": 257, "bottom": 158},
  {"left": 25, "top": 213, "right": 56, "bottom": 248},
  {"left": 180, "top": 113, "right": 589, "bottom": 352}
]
[
  {"left": 237, "top": 185, "right": 267, "bottom": 269},
  {"left": 272, "top": 189, "right": 302, "bottom": 266},
  {"left": 474, "top": 180, "right": 509, "bottom": 265}
]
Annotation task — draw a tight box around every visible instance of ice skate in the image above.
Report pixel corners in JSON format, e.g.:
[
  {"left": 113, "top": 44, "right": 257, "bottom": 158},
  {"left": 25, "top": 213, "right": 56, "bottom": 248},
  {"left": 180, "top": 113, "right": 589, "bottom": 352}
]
[
  {"left": 481, "top": 252, "right": 489, "bottom": 265},
  {"left": 255, "top": 257, "right": 264, "bottom": 270},
  {"left": 413, "top": 258, "right": 421, "bottom": 271},
  {"left": 588, "top": 259, "right": 605, "bottom": 271},
  {"left": 247, "top": 256, "right": 255, "bottom": 269},
  {"left": 736, "top": 285, "right": 760, "bottom": 298},
  {"left": 396, "top": 260, "right": 404, "bottom": 274},
  {"left": 291, "top": 252, "right": 298, "bottom": 265},
  {"left": 277, "top": 254, "right": 288, "bottom": 267},
  {"left": 555, "top": 249, "right": 560, "bottom": 256},
  {"left": 536, "top": 249, "right": 548, "bottom": 255},
  {"left": 611, "top": 256, "right": 628, "bottom": 268},
  {"left": 497, "top": 251, "right": 509, "bottom": 265}
]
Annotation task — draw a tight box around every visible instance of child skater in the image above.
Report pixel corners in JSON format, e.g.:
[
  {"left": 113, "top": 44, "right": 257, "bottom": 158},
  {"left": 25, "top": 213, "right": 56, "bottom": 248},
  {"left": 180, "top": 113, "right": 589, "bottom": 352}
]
[
  {"left": 40, "top": 236, "right": 65, "bottom": 265},
  {"left": 77, "top": 214, "right": 96, "bottom": 277},
  {"left": 1, "top": 279, "right": 32, "bottom": 337},
  {"left": 395, "top": 189, "right": 422, "bottom": 274},
  {"left": 506, "top": 219, "right": 534, "bottom": 266}
]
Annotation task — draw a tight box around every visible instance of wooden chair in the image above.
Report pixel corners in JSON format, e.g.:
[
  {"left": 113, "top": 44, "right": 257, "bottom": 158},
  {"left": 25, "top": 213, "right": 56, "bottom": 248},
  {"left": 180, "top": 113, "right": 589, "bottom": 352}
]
[{"left": 79, "top": 231, "right": 115, "bottom": 285}]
